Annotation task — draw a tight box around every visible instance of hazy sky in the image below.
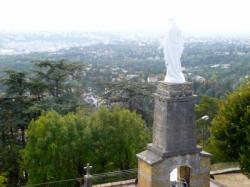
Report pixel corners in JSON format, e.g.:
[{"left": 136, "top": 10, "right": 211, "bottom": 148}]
[{"left": 0, "top": 0, "right": 249, "bottom": 33}]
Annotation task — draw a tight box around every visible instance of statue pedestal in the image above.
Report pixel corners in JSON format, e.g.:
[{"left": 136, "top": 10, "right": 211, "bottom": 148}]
[{"left": 137, "top": 82, "right": 211, "bottom": 187}]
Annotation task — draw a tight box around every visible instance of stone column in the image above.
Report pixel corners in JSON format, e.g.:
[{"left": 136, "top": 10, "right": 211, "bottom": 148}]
[
  {"left": 148, "top": 82, "right": 200, "bottom": 156},
  {"left": 137, "top": 82, "right": 211, "bottom": 187}
]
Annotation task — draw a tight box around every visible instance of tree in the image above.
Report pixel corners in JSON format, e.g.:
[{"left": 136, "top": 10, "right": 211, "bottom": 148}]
[
  {"left": 103, "top": 80, "right": 155, "bottom": 127},
  {"left": 1, "top": 71, "right": 28, "bottom": 96},
  {"left": 196, "top": 96, "right": 219, "bottom": 120},
  {"left": 0, "top": 61, "right": 86, "bottom": 186},
  {"left": 33, "top": 60, "right": 85, "bottom": 114},
  {"left": 22, "top": 107, "right": 150, "bottom": 185},
  {"left": 0, "top": 96, "right": 38, "bottom": 185},
  {"left": 87, "top": 106, "right": 150, "bottom": 172},
  {"left": 0, "top": 71, "right": 35, "bottom": 185},
  {"left": 0, "top": 174, "right": 7, "bottom": 187},
  {"left": 195, "top": 96, "right": 218, "bottom": 147},
  {"left": 209, "top": 80, "right": 250, "bottom": 174},
  {"left": 35, "top": 60, "right": 83, "bottom": 97},
  {"left": 22, "top": 112, "right": 88, "bottom": 186},
  {"left": 0, "top": 71, "right": 38, "bottom": 145},
  {"left": 27, "top": 78, "right": 47, "bottom": 101}
]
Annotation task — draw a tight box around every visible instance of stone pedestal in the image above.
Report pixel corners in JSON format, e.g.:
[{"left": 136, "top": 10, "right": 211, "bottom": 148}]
[{"left": 137, "top": 82, "right": 211, "bottom": 187}]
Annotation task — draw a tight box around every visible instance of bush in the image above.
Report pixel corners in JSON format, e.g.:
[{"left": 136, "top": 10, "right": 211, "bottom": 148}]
[{"left": 209, "top": 80, "right": 250, "bottom": 174}]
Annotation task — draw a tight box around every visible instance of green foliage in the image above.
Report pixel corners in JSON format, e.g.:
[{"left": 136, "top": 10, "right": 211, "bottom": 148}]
[
  {"left": 0, "top": 143, "right": 20, "bottom": 185},
  {"left": 190, "top": 61, "right": 250, "bottom": 98},
  {"left": 88, "top": 106, "right": 150, "bottom": 173},
  {"left": 209, "top": 80, "right": 250, "bottom": 174},
  {"left": 0, "top": 60, "right": 86, "bottom": 186},
  {"left": 0, "top": 174, "right": 7, "bottom": 187},
  {"left": 239, "top": 106, "right": 250, "bottom": 176},
  {"left": 0, "top": 70, "right": 28, "bottom": 96},
  {"left": 27, "top": 78, "right": 47, "bottom": 101},
  {"left": 240, "top": 144, "right": 250, "bottom": 177},
  {"left": 195, "top": 96, "right": 218, "bottom": 147},
  {"left": 33, "top": 60, "right": 85, "bottom": 114},
  {"left": 34, "top": 60, "right": 83, "bottom": 97},
  {"left": 23, "top": 107, "right": 150, "bottom": 185},
  {"left": 103, "top": 81, "right": 155, "bottom": 127},
  {"left": 22, "top": 111, "right": 88, "bottom": 186},
  {"left": 196, "top": 96, "right": 219, "bottom": 120},
  {"left": 0, "top": 71, "right": 37, "bottom": 185}
]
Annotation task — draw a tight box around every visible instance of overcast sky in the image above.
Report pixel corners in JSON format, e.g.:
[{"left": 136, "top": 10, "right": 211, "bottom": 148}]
[{"left": 0, "top": 0, "right": 249, "bottom": 34}]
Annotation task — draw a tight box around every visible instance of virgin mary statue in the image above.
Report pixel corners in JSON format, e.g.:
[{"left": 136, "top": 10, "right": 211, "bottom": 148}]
[{"left": 162, "top": 18, "right": 185, "bottom": 83}]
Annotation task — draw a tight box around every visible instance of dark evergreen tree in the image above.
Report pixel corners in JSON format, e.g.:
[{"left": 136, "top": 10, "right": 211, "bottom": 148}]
[
  {"left": 33, "top": 60, "right": 85, "bottom": 114},
  {"left": 103, "top": 80, "right": 155, "bottom": 127}
]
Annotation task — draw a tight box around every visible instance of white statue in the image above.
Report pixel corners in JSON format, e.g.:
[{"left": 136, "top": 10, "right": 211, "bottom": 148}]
[{"left": 161, "top": 18, "right": 185, "bottom": 83}]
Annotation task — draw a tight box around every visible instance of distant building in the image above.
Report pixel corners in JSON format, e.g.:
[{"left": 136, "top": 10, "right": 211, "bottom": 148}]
[
  {"left": 83, "top": 92, "right": 98, "bottom": 107},
  {"left": 221, "top": 64, "right": 231, "bottom": 69},
  {"left": 193, "top": 75, "right": 206, "bottom": 83},
  {"left": 126, "top": 74, "right": 138, "bottom": 80},
  {"left": 211, "top": 64, "right": 220, "bottom": 68},
  {"left": 147, "top": 75, "right": 159, "bottom": 83}
]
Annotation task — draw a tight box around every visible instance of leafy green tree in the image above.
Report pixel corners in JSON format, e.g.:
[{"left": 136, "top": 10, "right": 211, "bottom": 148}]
[
  {"left": 196, "top": 96, "right": 219, "bottom": 120},
  {"left": 209, "top": 80, "right": 250, "bottom": 174},
  {"left": 22, "top": 112, "right": 88, "bottom": 186},
  {"left": 22, "top": 107, "right": 150, "bottom": 185},
  {"left": 87, "top": 106, "right": 150, "bottom": 172}
]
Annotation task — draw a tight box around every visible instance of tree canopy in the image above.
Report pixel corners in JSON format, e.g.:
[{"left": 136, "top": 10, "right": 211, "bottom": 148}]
[
  {"left": 22, "top": 107, "right": 150, "bottom": 186},
  {"left": 88, "top": 106, "right": 150, "bottom": 172},
  {"left": 209, "top": 80, "right": 250, "bottom": 174},
  {"left": 22, "top": 111, "right": 88, "bottom": 186},
  {"left": 32, "top": 60, "right": 85, "bottom": 114},
  {"left": 195, "top": 96, "right": 218, "bottom": 147},
  {"left": 103, "top": 80, "right": 155, "bottom": 127},
  {"left": 0, "top": 60, "right": 86, "bottom": 186}
]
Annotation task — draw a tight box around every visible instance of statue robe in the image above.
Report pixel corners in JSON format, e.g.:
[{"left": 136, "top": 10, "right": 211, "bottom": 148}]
[{"left": 163, "top": 22, "right": 185, "bottom": 83}]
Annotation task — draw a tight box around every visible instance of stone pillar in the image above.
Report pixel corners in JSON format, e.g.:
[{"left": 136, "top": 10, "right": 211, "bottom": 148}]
[{"left": 137, "top": 82, "right": 211, "bottom": 187}]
